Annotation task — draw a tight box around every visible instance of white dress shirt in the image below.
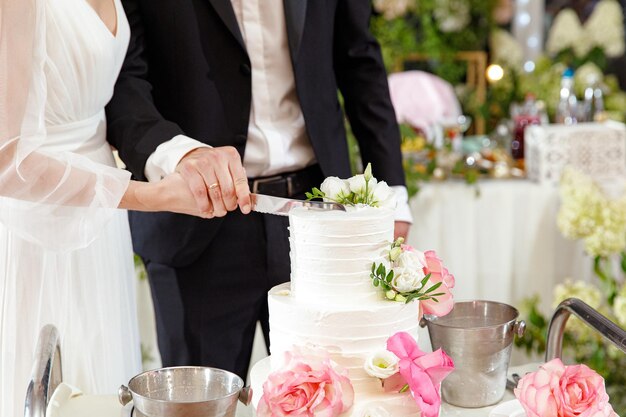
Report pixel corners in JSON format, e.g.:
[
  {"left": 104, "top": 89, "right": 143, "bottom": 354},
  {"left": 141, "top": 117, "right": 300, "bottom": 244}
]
[{"left": 143, "top": 0, "right": 412, "bottom": 223}]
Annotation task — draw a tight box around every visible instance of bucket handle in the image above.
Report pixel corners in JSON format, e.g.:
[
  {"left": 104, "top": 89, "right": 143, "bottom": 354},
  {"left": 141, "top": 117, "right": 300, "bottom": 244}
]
[
  {"left": 118, "top": 385, "right": 133, "bottom": 406},
  {"left": 514, "top": 320, "right": 526, "bottom": 338},
  {"left": 239, "top": 386, "right": 253, "bottom": 406}
]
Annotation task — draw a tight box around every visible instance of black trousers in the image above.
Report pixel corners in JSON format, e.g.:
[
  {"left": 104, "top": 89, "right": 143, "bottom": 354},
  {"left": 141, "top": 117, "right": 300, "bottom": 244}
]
[{"left": 145, "top": 210, "right": 290, "bottom": 380}]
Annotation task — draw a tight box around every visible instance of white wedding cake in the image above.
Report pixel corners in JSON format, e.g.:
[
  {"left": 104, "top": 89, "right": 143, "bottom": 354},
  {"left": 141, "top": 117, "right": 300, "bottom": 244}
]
[{"left": 250, "top": 204, "right": 423, "bottom": 416}]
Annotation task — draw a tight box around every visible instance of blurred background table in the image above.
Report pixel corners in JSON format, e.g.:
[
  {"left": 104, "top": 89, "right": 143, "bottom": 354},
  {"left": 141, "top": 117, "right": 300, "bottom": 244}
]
[{"left": 406, "top": 179, "right": 591, "bottom": 313}]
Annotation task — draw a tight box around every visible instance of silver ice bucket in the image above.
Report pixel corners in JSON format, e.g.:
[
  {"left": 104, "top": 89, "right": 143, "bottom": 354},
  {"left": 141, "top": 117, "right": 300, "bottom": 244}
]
[
  {"left": 119, "top": 366, "right": 252, "bottom": 417},
  {"left": 421, "top": 300, "right": 525, "bottom": 408}
]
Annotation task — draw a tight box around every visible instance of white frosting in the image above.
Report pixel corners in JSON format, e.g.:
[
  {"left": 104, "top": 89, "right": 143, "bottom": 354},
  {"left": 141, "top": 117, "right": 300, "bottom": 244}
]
[
  {"left": 289, "top": 206, "right": 394, "bottom": 304},
  {"left": 251, "top": 205, "right": 423, "bottom": 416},
  {"left": 268, "top": 282, "right": 420, "bottom": 391}
]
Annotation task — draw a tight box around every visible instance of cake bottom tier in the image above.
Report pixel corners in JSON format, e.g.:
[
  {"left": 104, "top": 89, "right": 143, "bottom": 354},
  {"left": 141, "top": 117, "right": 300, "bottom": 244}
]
[{"left": 250, "top": 356, "right": 422, "bottom": 417}]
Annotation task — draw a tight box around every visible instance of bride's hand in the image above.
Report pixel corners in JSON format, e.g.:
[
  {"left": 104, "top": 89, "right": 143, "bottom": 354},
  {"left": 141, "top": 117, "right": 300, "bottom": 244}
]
[
  {"left": 153, "top": 173, "right": 215, "bottom": 218},
  {"left": 175, "top": 146, "right": 251, "bottom": 216},
  {"left": 123, "top": 173, "right": 218, "bottom": 218}
]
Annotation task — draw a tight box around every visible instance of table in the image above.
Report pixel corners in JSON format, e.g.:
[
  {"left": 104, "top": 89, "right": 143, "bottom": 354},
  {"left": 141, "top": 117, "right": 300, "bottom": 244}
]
[
  {"left": 135, "top": 178, "right": 598, "bottom": 372},
  {"left": 406, "top": 179, "right": 594, "bottom": 314},
  {"left": 49, "top": 365, "right": 536, "bottom": 417}
]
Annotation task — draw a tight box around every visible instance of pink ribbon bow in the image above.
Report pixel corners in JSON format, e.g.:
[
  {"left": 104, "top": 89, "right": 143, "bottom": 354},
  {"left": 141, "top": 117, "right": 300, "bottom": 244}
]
[{"left": 386, "top": 332, "right": 455, "bottom": 417}]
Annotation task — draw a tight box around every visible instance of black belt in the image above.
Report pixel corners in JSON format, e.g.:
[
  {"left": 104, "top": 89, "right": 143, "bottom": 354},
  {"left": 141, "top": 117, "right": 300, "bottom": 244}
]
[{"left": 248, "top": 164, "right": 323, "bottom": 198}]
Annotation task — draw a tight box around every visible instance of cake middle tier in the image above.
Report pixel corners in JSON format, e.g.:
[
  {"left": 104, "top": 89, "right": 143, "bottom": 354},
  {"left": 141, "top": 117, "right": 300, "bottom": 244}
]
[{"left": 268, "top": 283, "right": 421, "bottom": 388}]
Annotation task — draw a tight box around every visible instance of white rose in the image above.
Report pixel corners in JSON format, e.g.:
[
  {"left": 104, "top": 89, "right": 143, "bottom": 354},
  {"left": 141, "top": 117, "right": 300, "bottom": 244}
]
[
  {"left": 320, "top": 176, "right": 350, "bottom": 201},
  {"left": 363, "top": 350, "right": 399, "bottom": 379},
  {"left": 395, "top": 249, "right": 425, "bottom": 271},
  {"left": 391, "top": 266, "right": 425, "bottom": 293},
  {"left": 347, "top": 174, "right": 377, "bottom": 194},
  {"left": 372, "top": 181, "right": 397, "bottom": 209}
]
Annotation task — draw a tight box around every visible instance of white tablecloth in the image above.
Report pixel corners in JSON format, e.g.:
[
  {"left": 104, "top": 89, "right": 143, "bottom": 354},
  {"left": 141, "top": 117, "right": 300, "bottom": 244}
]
[{"left": 406, "top": 179, "right": 593, "bottom": 313}]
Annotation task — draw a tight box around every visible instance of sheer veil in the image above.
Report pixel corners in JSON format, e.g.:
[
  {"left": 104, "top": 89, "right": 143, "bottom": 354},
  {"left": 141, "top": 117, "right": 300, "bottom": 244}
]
[{"left": 0, "top": 0, "right": 131, "bottom": 250}]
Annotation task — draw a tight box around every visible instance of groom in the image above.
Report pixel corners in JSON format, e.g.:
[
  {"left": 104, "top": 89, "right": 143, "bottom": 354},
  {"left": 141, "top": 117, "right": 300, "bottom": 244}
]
[{"left": 106, "top": 0, "right": 411, "bottom": 379}]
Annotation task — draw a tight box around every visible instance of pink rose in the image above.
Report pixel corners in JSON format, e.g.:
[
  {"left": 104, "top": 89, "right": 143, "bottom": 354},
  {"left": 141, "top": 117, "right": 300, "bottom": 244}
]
[
  {"left": 557, "top": 363, "right": 616, "bottom": 417},
  {"left": 257, "top": 350, "right": 354, "bottom": 417},
  {"left": 515, "top": 359, "right": 617, "bottom": 417},
  {"left": 514, "top": 359, "right": 563, "bottom": 417},
  {"left": 386, "top": 332, "right": 454, "bottom": 417},
  {"left": 420, "top": 250, "right": 455, "bottom": 317}
]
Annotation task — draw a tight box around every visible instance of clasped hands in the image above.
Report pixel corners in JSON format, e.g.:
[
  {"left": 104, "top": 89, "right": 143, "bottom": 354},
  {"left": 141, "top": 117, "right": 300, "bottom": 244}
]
[
  {"left": 154, "top": 147, "right": 409, "bottom": 240},
  {"left": 160, "top": 146, "right": 252, "bottom": 218}
]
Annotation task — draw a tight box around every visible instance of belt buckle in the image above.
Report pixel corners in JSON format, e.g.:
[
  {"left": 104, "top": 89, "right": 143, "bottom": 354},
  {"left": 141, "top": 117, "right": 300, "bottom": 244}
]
[{"left": 250, "top": 174, "right": 294, "bottom": 196}]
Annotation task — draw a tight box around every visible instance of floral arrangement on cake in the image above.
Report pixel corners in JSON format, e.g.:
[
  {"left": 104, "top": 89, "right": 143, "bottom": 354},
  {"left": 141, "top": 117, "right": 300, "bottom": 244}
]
[
  {"left": 370, "top": 238, "right": 455, "bottom": 314},
  {"left": 305, "top": 163, "right": 396, "bottom": 209},
  {"left": 514, "top": 358, "right": 618, "bottom": 417},
  {"left": 256, "top": 346, "right": 354, "bottom": 417},
  {"left": 363, "top": 332, "right": 455, "bottom": 417},
  {"left": 514, "top": 169, "right": 626, "bottom": 415}
]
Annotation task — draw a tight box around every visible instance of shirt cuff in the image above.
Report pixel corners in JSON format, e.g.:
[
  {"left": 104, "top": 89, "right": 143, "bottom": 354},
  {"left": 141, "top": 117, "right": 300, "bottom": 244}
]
[
  {"left": 392, "top": 185, "right": 413, "bottom": 224},
  {"left": 144, "top": 135, "right": 211, "bottom": 182}
]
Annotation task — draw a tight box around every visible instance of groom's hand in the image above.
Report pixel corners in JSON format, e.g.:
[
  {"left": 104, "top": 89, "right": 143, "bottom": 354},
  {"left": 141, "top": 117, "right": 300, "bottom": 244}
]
[{"left": 176, "top": 147, "right": 251, "bottom": 217}]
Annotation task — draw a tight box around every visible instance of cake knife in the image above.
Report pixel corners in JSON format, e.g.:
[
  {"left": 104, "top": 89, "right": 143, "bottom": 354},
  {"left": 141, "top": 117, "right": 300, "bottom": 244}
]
[{"left": 250, "top": 193, "right": 346, "bottom": 216}]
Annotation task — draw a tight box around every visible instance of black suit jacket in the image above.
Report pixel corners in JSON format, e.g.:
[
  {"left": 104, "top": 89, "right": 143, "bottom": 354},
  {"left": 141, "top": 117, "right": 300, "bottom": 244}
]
[{"left": 106, "top": 0, "right": 404, "bottom": 267}]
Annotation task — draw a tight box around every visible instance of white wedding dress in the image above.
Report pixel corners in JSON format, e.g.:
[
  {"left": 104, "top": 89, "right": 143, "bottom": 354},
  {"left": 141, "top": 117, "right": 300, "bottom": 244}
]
[{"left": 0, "top": 0, "right": 141, "bottom": 415}]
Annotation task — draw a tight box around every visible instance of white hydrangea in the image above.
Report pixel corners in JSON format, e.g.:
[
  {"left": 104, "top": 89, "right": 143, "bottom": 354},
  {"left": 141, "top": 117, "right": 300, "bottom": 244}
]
[
  {"left": 557, "top": 168, "right": 604, "bottom": 240},
  {"left": 433, "top": 0, "right": 470, "bottom": 33},
  {"left": 489, "top": 28, "right": 523, "bottom": 68},
  {"left": 553, "top": 279, "right": 603, "bottom": 337},
  {"left": 584, "top": 0, "right": 625, "bottom": 58},
  {"left": 553, "top": 279, "right": 602, "bottom": 310},
  {"left": 372, "top": 0, "right": 414, "bottom": 20},
  {"left": 546, "top": 9, "right": 583, "bottom": 56},
  {"left": 574, "top": 62, "right": 603, "bottom": 97},
  {"left": 614, "top": 294, "right": 626, "bottom": 327},
  {"left": 558, "top": 169, "right": 626, "bottom": 257}
]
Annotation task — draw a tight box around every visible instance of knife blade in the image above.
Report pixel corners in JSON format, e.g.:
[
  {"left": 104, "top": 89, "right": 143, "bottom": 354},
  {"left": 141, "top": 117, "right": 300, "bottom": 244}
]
[{"left": 250, "top": 193, "right": 346, "bottom": 216}]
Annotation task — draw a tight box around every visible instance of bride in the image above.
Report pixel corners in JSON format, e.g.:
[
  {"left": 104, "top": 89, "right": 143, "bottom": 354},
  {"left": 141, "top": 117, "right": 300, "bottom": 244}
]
[{"left": 0, "top": 0, "right": 250, "bottom": 415}]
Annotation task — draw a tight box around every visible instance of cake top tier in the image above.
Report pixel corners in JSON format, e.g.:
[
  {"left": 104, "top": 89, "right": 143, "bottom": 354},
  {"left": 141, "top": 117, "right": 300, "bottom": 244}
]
[{"left": 288, "top": 206, "right": 394, "bottom": 304}]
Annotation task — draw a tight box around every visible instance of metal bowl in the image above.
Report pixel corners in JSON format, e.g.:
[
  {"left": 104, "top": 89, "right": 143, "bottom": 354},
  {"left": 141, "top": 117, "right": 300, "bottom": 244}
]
[{"left": 119, "top": 366, "right": 252, "bottom": 417}]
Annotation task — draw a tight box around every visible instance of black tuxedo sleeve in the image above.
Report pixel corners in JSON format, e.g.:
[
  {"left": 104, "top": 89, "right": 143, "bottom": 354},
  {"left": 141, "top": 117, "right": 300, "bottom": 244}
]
[
  {"left": 105, "top": 0, "right": 184, "bottom": 181},
  {"left": 332, "top": 1, "right": 405, "bottom": 186}
]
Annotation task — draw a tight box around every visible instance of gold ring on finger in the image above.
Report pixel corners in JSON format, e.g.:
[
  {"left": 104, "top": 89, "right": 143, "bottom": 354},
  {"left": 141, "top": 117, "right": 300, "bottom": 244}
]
[
  {"left": 209, "top": 183, "right": 220, "bottom": 190},
  {"left": 235, "top": 178, "right": 248, "bottom": 185}
]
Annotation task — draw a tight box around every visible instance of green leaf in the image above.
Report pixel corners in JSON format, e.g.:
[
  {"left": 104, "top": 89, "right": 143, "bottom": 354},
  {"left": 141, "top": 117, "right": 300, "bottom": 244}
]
[
  {"left": 424, "top": 282, "right": 443, "bottom": 293},
  {"left": 373, "top": 279, "right": 380, "bottom": 287},
  {"left": 429, "top": 292, "right": 446, "bottom": 297},
  {"left": 376, "top": 263, "right": 386, "bottom": 277},
  {"left": 386, "top": 270, "right": 394, "bottom": 283}
]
